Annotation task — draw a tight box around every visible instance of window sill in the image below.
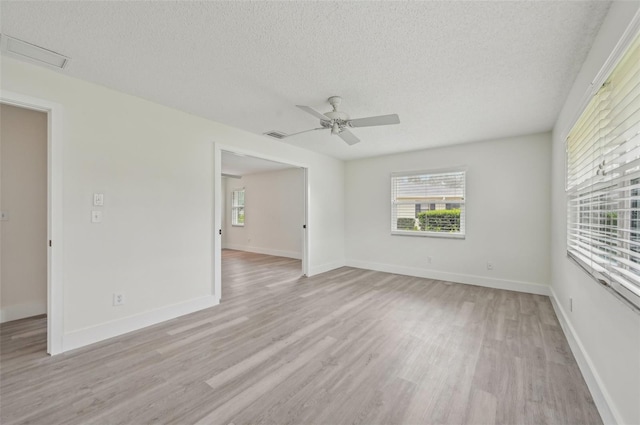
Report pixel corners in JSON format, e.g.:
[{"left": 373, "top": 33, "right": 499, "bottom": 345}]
[
  {"left": 391, "top": 230, "right": 465, "bottom": 239},
  {"left": 231, "top": 224, "right": 245, "bottom": 227},
  {"left": 567, "top": 251, "right": 640, "bottom": 313}
]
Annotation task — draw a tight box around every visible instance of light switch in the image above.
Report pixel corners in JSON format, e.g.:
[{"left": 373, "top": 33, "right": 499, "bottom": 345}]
[
  {"left": 93, "top": 193, "right": 104, "bottom": 206},
  {"left": 91, "top": 210, "right": 102, "bottom": 223}
]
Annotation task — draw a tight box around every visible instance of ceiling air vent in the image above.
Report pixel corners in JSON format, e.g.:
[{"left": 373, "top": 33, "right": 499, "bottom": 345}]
[
  {"left": 0, "top": 35, "right": 70, "bottom": 69},
  {"left": 264, "top": 131, "right": 288, "bottom": 139}
]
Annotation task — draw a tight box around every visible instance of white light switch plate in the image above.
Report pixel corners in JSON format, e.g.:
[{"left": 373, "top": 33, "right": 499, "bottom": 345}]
[
  {"left": 91, "top": 210, "right": 102, "bottom": 223},
  {"left": 93, "top": 193, "right": 104, "bottom": 206}
]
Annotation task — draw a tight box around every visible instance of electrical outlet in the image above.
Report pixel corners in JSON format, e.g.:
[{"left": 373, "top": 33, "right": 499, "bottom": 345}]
[
  {"left": 486, "top": 262, "right": 493, "bottom": 270},
  {"left": 113, "top": 293, "right": 125, "bottom": 306},
  {"left": 91, "top": 210, "right": 102, "bottom": 223}
]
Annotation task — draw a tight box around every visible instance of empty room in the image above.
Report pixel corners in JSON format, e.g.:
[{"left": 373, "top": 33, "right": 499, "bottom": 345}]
[{"left": 1, "top": 1, "right": 639, "bottom": 424}]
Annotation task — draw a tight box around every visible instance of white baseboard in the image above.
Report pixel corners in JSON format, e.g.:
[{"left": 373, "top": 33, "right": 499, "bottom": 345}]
[
  {"left": 345, "top": 259, "right": 550, "bottom": 296},
  {"left": 224, "top": 244, "right": 301, "bottom": 260},
  {"left": 62, "top": 295, "right": 219, "bottom": 353},
  {"left": 549, "top": 288, "right": 619, "bottom": 425},
  {"left": 0, "top": 300, "right": 47, "bottom": 323},
  {"left": 308, "top": 260, "right": 346, "bottom": 277}
]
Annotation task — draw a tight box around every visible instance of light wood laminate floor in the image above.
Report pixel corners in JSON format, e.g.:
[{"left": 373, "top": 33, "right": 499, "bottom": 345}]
[{"left": 1, "top": 250, "right": 601, "bottom": 424}]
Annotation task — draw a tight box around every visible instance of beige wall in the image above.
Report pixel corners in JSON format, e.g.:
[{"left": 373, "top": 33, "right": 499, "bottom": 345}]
[
  {"left": 1, "top": 57, "right": 345, "bottom": 350},
  {"left": 223, "top": 168, "right": 304, "bottom": 259},
  {"left": 346, "top": 132, "right": 551, "bottom": 293},
  {"left": 0, "top": 104, "right": 48, "bottom": 323},
  {"left": 551, "top": 3, "right": 640, "bottom": 423}
]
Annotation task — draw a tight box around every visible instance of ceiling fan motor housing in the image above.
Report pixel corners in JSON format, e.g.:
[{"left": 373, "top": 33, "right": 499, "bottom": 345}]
[
  {"left": 295, "top": 95, "right": 400, "bottom": 145},
  {"left": 323, "top": 110, "right": 350, "bottom": 122},
  {"left": 323, "top": 96, "right": 349, "bottom": 132}
]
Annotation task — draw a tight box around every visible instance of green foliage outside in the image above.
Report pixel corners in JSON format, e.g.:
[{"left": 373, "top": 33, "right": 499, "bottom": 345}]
[
  {"left": 605, "top": 211, "right": 617, "bottom": 226},
  {"left": 418, "top": 209, "right": 461, "bottom": 233},
  {"left": 397, "top": 217, "right": 417, "bottom": 231}
]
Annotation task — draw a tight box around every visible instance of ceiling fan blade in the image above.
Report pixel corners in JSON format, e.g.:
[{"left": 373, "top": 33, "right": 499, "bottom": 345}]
[
  {"left": 286, "top": 127, "right": 327, "bottom": 137},
  {"left": 338, "top": 128, "right": 360, "bottom": 145},
  {"left": 348, "top": 114, "right": 400, "bottom": 128},
  {"left": 296, "top": 105, "right": 331, "bottom": 122}
]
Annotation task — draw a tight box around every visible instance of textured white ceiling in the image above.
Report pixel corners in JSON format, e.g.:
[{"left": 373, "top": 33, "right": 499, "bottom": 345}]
[{"left": 1, "top": 1, "right": 610, "bottom": 160}]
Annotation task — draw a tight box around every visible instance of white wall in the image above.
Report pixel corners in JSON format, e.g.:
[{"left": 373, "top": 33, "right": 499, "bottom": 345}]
[
  {"left": 551, "top": 3, "right": 640, "bottom": 425},
  {"left": 345, "top": 133, "right": 551, "bottom": 294},
  {"left": 0, "top": 104, "right": 48, "bottom": 322},
  {"left": 224, "top": 168, "right": 303, "bottom": 259},
  {"left": 0, "top": 57, "right": 345, "bottom": 350}
]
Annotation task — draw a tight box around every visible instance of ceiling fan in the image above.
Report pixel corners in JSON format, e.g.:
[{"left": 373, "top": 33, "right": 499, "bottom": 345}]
[{"left": 286, "top": 96, "right": 400, "bottom": 145}]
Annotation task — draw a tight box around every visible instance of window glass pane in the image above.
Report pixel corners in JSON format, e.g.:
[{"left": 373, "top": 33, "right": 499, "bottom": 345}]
[
  {"left": 566, "top": 32, "right": 640, "bottom": 309},
  {"left": 231, "top": 189, "right": 245, "bottom": 226},
  {"left": 391, "top": 170, "right": 465, "bottom": 237}
]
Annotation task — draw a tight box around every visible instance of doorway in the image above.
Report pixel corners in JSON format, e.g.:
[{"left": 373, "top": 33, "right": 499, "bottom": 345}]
[
  {"left": 213, "top": 145, "right": 309, "bottom": 302},
  {"left": 1, "top": 104, "right": 47, "bottom": 332},
  {"left": 0, "top": 91, "right": 63, "bottom": 355}
]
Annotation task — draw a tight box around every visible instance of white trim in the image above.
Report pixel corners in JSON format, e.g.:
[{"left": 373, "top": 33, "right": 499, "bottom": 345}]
[
  {"left": 345, "top": 259, "right": 550, "bottom": 296},
  {"left": 590, "top": 8, "right": 640, "bottom": 96},
  {"left": 308, "top": 260, "right": 346, "bottom": 277},
  {"left": 0, "top": 301, "right": 47, "bottom": 323},
  {"left": 301, "top": 167, "right": 309, "bottom": 277},
  {"left": 213, "top": 145, "right": 222, "bottom": 302},
  {"left": 62, "top": 295, "right": 219, "bottom": 352},
  {"left": 230, "top": 188, "right": 245, "bottom": 227},
  {"left": 224, "top": 244, "right": 302, "bottom": 260},
  {"left": 0, "top": 90, "right": 64, "bottom": 355},
  {"left": 391, "top": 168, "right": 467, "bottom": 237},
  {"left": 214, "top": 143, "right": 310, "bottom": 300},
  {"left": 558, "top": 9, "right": 640, "bottom": 142},
  {"left": 391, "top": 230, "right": 465, "bottom": 239},
  {"left": 549, "top": 288, "right": 619, "bottom": 425}
]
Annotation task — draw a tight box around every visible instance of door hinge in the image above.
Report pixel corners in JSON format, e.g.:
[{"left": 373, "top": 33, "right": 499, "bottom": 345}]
[
  {"left": 49, "top": 240, "right": 52, "bottom": 247},
  {"left": 219, "top": 229, "right": 222, "bottom": 235},
  {"left": 303, "top": 224, "right": 307, "bottom": 229}
]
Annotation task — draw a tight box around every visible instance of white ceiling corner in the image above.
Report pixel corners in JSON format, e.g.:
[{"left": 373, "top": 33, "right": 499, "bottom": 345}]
[{"left": 0, "top": 1, "right": 611, "bottom": 160}]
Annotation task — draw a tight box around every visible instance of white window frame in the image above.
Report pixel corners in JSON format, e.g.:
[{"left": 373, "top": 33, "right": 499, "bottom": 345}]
[
  {"left": 231, "top": 188, "right": 245, "bottom": 227},
  {"left": 565, "top": 27, "right": 640, "bottom": 311},
  {"left": 391, "top": 168, "right": 466, "bottom": 239}
]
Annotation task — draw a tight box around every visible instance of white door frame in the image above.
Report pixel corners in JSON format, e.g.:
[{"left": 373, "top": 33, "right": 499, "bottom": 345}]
[
  {"left": 213, "top": 143, "right": 309, "bottom": 301},
  {"left": 1, "top": 90, "right": 64, "bottom": 355}
]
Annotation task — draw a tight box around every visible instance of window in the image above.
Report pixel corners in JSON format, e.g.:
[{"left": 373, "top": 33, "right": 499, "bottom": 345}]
[
  {"left": 566, "top": 31, "right": 640, "bottom": 310},
  {"left": 231, "top": 189, "right": 245, "bottom": 226},
  {"left": 391, "top": 169, "right": 465, "bottom": 238}
]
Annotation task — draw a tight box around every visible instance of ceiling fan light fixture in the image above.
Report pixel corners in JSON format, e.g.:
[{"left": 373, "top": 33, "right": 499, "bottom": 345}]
[{"left": 331, "top": 122, "right": 340, "bottom": 135}]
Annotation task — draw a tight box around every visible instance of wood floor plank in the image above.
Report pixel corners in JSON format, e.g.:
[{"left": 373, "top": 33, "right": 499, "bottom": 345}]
[
  {"left": 195, "top": 336, "right": 337, "bottom": 424},
  {"left": 0, "top": 249, "right": 602, "bottom": 424}
]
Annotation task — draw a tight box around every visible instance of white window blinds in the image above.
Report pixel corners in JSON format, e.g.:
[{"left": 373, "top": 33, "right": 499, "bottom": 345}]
[
  {"left": 391, "top": 170, "right": 465, "bottom": 238},
  {"left": 566, "top": 31, "right": 640, "bottom": 310},
  {"left": 231, "top": 189, "right": 245, "bottom": 226}
]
